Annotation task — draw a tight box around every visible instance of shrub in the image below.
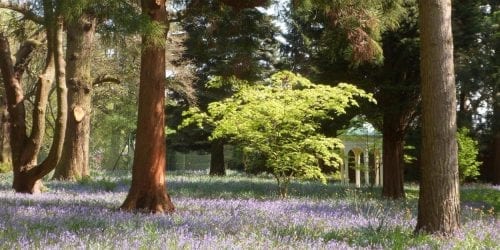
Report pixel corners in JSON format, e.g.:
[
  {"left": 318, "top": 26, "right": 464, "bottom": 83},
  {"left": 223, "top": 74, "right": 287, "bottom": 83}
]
[
  {"left": 181, "top": 71, "right": 374, "bottom": 197},
  {"left": 0, "top": 162, "right": 12, "bottom": 173},
  {"left": 457, "top": 127, "right": 481, "bottom": 182}
]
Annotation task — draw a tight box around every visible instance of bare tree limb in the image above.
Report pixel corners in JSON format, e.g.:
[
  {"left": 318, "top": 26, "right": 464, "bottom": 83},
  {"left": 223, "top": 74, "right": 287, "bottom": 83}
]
[
  {"left": 0, "top": 1, "right": 44, "bottom": 24},
  {"left": 93, "top": 75, "right": 121, "bottom": 86}
]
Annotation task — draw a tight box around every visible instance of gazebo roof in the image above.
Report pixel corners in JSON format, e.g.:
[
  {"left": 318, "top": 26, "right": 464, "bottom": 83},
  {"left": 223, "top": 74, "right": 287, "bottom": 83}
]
[
  {"left": 338, "top": 121, "right": 382, "bottom": 138},
  {"left": 337, "top": 120, "right": 382, "bottom": 153}
]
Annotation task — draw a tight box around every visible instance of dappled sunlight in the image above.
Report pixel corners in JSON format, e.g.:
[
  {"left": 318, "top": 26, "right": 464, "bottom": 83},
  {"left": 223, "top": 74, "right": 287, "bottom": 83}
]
[{"left": 0, "top": 171, "right": 498, "bottom": 249}]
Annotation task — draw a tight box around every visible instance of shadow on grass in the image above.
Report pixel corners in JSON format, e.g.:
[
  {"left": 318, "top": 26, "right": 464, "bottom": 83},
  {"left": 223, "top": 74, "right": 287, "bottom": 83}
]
[
  {"left": 323, "top": 226, "right": 440, "bottom": 249},
  {"left": 166, "top": 176, "right": 384, "bottom": 200}
]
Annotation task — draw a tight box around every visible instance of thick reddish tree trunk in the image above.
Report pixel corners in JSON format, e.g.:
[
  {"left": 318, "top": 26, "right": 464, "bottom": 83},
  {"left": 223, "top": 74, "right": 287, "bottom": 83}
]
[
  {"left": 416, "top": 0, "right": 460, "bottom": 235},
  {"left": 121, "top": 0, "right": 174, "bottom": 213},
  {"left": 381, "top": 117, "right": 405, "bottom": 199},
  {"left": 210, "top": 140, "right": 225, "bottom": 176},
  {"left": 53, "top": 14, "right": 96, "bottom": 180}
]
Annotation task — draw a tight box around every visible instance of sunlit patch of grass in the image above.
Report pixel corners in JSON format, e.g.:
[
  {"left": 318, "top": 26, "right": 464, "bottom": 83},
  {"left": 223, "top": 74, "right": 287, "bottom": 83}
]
[
  {"left": 461, "top": 185, "right": 500, "bottom": 213},
  {"left": 323, "top": 226, "right": 440, "bottom": 249}
]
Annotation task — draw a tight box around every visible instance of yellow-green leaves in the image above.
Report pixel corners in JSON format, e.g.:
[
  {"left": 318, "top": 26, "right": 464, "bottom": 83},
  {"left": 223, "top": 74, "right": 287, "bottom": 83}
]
[{"left": 180, "top": 71, "right": 375, "bottom": 196}]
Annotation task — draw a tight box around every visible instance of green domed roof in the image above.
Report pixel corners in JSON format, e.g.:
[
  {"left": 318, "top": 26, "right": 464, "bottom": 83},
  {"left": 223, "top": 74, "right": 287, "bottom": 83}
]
[{"left": 343, "top": 122, "right": 381, "bottom": 137}]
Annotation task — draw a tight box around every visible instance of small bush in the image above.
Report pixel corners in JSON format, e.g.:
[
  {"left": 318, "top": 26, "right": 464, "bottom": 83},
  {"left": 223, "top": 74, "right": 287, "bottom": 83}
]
[
  {"left": 0, "top": 162, "right": 12, "bottom": 173},
  {"left": 457, "top": 127, "right": 481, "bottom": 182}
]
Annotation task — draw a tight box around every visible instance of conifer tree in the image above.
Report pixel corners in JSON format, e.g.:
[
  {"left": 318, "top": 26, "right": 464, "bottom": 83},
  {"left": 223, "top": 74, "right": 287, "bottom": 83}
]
[
  {"left": 416, "top": 0, "right": 460, "bottom": 235},
  {"left": 121, "top": 0, "right": 175, "bottom": 213},
  {"left": 172, "top": 0, "right": 279, "bottom": 175}
]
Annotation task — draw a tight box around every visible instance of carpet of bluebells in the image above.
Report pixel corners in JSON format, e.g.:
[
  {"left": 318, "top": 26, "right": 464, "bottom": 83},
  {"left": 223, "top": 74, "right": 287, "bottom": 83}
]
[{"left": 0, "top": 170, "right": 499, "bottom": 249}]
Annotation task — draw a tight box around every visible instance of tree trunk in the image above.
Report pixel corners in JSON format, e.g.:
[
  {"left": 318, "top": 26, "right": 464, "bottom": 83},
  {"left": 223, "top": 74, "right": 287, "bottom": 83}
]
[
  {"left": 121, "top": 0, "right": 175, "bottom": 213},
  {"left": 0, "top": 32, "right": 52, "bottom": 193},
  {"left": 53, "top": 14, "right": 96, "bottom": 180},
  {"left": 0, "top": 95, "right": 12, "bottom": 171},
  {"left": 492, "top": 89, "right": 500, "bottom": 184},
  {"left": 488, "top": 77, "right": 500, "bottom": 185},
  {"left": 457, "top": 89, "right": 472, "bottom": 129},
  {"left": 493, "top": 134, "right": 500, "bottom": 185},
  {"left": 210, "top": 140, "right": 225, "bottom": 176},
  {"left": 14, "top": 14, "right": 67, "bottom": 193},
  {"left": 0, "top": 1, "right": 67, "bottom": 193},
  {"left": 381, "top": 115, "right": 405, "bottom": 199},
  {"left": 416, "top": 0, "right": 460, "bottom": 235}
]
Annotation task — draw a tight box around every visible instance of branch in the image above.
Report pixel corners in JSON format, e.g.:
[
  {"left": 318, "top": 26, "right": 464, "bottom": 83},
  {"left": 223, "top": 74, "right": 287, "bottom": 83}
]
[
  {"left": 93, "top": 75, "right": 120, "bottom": 86},
  {"left": 168, "top": 10, "right": 186, "bottom": 23},
  {"left": 0, "top": 1, "right": 44, "bottom": 24},
  {"left": 13, "top": 39, "right": 42, "bottom": 77},
  {"left": 30, "top": 15, "right": 66, "bottom": 180}
]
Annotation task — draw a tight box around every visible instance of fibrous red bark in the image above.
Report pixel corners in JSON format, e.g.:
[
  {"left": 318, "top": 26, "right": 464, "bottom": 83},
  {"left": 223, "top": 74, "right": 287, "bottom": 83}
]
[
  {"left": 120, "top": 0, "right": 175, "bottom": 213},
  {"left": 381, "top": 122, "right": 405, "bottom": 199}
]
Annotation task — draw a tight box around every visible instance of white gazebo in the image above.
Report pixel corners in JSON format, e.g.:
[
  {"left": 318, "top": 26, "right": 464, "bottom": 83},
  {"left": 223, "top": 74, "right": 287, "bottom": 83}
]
[{"left": 338, "top": 121, "right": 383, "bottom": 188}]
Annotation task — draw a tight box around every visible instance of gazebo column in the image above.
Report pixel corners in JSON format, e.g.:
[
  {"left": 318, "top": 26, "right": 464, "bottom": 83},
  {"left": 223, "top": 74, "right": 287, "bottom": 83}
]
[
  {"left": 343, "top": 152, "right": 349, "bottom": 184},
  {"left": 364, "top": 149, "right": 369, "bottom": 185},
  {"left": 354, "top": 149, "right": 361, "bottom": 188}
]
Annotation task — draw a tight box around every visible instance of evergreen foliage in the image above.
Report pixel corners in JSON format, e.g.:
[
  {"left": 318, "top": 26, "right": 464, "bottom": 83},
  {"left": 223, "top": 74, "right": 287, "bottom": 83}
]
[
  {"left": 288, "top": 0, "right": 406, "bottom": 65},
  {"left": 170, "top": 0, "right": 280, "bottom": 152}
]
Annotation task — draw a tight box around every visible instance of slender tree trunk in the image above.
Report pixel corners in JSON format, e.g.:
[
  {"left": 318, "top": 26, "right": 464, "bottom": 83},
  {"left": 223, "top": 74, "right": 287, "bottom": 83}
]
[
  {"left": 13, "top": 15, "right": 67, "bottom": 193},
  {"left": 382, "top": 115, "right": 405, "bottom": 199},
  {"left": 457, "top": 89, "right": 472, "bottom": 129},
  {"left": 53, "top": 14, "right": 96, "bottom": 180},
  {"left": 0, "top": 95, "right": 12, "bottom": 171},
  {"left": 121, "top": 0, "right": 175, "bottom": 213},
  {"left": 492, "top": 89, "right": 500, "bottom": 184},
  {"left": 493, "top": 134, "right": 500, "bottom": 185},
  {"left": 210, "top": 140, "right": 225, "bottom": 176},
  {"left": 416, "top": 0, "right": 460, "bottom": 235}
]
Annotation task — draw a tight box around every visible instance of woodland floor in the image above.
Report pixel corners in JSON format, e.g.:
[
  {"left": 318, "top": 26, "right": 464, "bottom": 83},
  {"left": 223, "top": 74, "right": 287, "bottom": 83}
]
[{"left": 0, "top": 170, "right": 498, "bottom": 249}]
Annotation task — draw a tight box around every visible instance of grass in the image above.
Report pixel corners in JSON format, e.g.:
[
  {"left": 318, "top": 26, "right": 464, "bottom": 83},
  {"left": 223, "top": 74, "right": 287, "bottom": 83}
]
[{"left": 0, "top": 170, "right": 498, "bottom": 249}]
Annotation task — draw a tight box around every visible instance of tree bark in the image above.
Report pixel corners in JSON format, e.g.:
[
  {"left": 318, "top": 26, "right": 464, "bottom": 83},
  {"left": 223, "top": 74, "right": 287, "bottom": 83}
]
[
  {"left": 493, "top": 134, "right": 500, "bottom": 185},
  {"left": 0, "top": 0, "right": 67, "bottom": 193},
  {"left": 0, "top": 95, "right": 12, "bottom": 171},
  {"left": 0, "top": 32, "right": 52, "bottom": 193},
  {"left": 13, "top": 15, "right": 67, "bottom": 193},
  {"left": 416, "top": 0, "right": 460, "bottom": 235},
  {"left": 53, "top": 14, "right": 97, "bottom": 180},
  {"left": 121, "top": 0, "right": 175, "bottom": 213},
  {"left": 491, "top": 89, "right": 500, "bottom": 184},
  {"left": 210, "top": 140, "right": 225, "bottom": 176},
  {"left": 381, "top": 116, "right": 405, "bottom": 199}
]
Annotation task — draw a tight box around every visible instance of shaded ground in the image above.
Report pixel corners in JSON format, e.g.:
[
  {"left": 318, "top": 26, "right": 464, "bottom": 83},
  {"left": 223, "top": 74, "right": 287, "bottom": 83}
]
[{"left": 0, "top": 170, "right": 498, "bottom": 249}]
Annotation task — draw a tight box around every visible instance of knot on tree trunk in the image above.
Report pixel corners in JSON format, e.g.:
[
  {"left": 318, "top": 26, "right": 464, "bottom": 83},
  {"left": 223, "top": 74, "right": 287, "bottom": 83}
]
[{"left": 73, "top": 106, "right": 85, "bottom": 122}]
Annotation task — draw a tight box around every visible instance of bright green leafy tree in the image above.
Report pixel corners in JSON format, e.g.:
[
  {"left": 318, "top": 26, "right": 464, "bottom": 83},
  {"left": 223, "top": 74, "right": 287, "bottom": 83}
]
[
  {"left": 181, "top": 71, "right": 374, "bottom": 197},
  {"left": 457, "top": 127, "right": 481, "bottom": 182}
]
